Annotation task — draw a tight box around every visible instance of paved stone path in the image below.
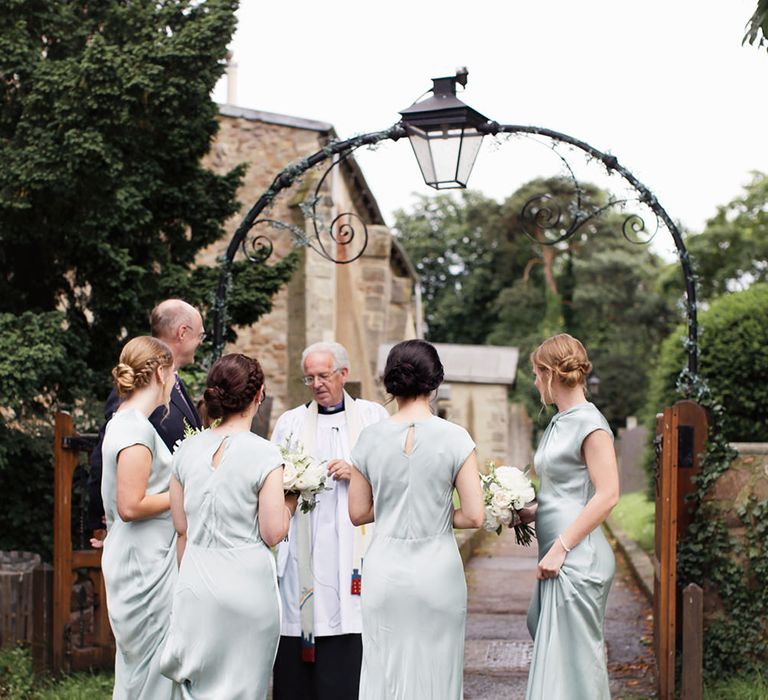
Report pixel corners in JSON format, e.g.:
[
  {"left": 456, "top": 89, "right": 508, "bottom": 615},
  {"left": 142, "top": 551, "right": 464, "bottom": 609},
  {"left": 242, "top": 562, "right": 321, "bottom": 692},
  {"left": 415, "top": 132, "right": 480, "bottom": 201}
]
[{"left": 463, "top": 528, "right": 657, "bottom": 699}]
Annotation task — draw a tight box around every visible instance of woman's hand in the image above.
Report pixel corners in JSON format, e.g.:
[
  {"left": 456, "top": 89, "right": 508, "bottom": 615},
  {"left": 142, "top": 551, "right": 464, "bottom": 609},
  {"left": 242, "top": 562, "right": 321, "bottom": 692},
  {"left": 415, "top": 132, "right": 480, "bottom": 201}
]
[
  {"left": 327, "top": 459, "right": 353, "bottom": 481},
  {"left": 537, "top": 538, "right": 567, "bottom": 580},
  {"left": 510, "top": 501, "right": 537, "bottom": 527},
  {"left": 285, "top": 492, "right": 299, "bottom": 516}
]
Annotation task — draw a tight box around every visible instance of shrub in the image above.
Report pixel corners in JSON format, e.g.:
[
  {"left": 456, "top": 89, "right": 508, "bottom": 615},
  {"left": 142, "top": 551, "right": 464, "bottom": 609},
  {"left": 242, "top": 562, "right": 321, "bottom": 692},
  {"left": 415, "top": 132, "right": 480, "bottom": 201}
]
[{"left": 644, "top": 283, "right": 768, "bottom": 442}]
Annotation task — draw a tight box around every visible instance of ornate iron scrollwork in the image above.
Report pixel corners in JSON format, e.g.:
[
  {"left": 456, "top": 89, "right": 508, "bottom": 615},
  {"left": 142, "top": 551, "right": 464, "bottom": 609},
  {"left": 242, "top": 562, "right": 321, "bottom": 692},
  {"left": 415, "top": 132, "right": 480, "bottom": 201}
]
[
  {"left": 212, "top": 117, "right": 699, "bottom": 382},
  {"left": 304, "top": 152, "right": 370, "bottom": 264},
  {"left": 242, "top": 226, "right": 276, "bottom": 263},
  {"left": 211, "top": 124, "right": 405, "bottom": 355},
  {"left": 511, "top": 135, "right": 661, "bottom": 247}
]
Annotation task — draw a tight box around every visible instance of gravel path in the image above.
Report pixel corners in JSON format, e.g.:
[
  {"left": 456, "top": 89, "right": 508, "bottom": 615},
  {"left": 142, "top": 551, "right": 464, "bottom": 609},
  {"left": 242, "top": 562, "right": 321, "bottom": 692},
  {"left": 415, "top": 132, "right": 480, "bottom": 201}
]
[{"left": 463, "top": 528, "right": 657, "bottom": 699}]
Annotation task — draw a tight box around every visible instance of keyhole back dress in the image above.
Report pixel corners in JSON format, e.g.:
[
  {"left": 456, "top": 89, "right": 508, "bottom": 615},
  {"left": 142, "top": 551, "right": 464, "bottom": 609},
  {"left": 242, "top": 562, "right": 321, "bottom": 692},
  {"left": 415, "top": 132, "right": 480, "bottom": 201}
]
[
  {"left": 526, "top": 401, "right": 615, "bottom": 700},
  {"left": 350, "top": 416, "right": 475, "bottom": 700},
  {"left": 159, "top": 429, "right": 284, "bottom": 700}
]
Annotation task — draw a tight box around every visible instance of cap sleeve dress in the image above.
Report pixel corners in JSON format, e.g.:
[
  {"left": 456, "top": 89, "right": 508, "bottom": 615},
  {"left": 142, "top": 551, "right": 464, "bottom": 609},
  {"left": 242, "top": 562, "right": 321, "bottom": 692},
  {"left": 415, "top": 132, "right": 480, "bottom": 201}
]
[
  {"left": 350, "top": 416, "right": 475, "bottom": 700},
  {"left": 100, "top": 408, "right": 177, "bottom": 699},
  {"left": 526, "top": 402, "right": 615, "bottom": 700},
  {"left": 159, "top": 430, "right": 283, "bottom": 700}
]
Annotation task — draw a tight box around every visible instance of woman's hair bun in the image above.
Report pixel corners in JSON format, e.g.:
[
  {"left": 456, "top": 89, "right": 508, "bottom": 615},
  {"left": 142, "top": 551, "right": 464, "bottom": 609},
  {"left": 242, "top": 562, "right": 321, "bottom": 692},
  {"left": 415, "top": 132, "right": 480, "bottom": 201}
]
[
  {"left": 203, "top": 385, "right": 226, "bottom": 417},
  {"left": 556, "top": 354, "right": 592, "bottom": 383},
  {"left": 111, "top": 336, "right": 173, "bottom": 397},
  {"left": 112, "top": 363, "right": 136, "bottom": 396},
  {"left": 204, "top": 353, "right": 264, "bottom": 420},
  {"left": 530, "top": 333, "right": 592, "bottom": 390},
  {"left": 383, "top": 340, "right": 444, "bottom": 399}
]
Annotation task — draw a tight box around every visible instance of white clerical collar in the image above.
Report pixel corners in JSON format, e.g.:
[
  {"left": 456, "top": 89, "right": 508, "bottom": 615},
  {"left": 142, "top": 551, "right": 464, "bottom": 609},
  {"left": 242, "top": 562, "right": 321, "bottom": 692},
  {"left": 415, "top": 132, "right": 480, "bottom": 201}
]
[{"left": 312, "top": 398, "right": 345, "bottom": 415}]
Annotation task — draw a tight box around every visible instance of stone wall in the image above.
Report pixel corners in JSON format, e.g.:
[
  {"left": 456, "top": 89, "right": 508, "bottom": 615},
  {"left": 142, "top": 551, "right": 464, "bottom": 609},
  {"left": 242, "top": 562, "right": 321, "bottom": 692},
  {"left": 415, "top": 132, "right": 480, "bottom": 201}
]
[
  {"left": 701, "top": 443, "right": 768, "bottom": 626},
  {"left": 508, "top": 402, "right": 533, "bottom": 468},
  {"left": 201, "top": 108, "right": 418, "bottom": 428},
  {"left": 706, "top": 443, "right": 768, "bottom": 529},
  {"left": 442, "top": 383, "right": 511, "bottom": 467}
]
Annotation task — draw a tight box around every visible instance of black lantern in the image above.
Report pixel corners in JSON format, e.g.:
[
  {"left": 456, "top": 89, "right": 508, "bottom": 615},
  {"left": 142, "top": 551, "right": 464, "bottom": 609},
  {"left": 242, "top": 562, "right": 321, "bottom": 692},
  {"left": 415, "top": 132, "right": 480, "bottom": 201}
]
[
  {"left": 399, "top": 68, "right": 489, "bottom": 189},
  {"left": 587, "top": 374, "right": 601, "bottom": 396}
]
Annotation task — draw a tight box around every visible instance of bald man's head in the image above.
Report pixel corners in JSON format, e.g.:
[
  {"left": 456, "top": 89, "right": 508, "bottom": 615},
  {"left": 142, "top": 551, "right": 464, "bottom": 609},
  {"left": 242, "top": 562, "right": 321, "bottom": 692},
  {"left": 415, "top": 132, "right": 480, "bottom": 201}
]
[
  {"left": 149, "top": 299, "right": 204, "bottom": 368},
  {"left": 150, "top": 299, "right": 197, "bottom": 341}
]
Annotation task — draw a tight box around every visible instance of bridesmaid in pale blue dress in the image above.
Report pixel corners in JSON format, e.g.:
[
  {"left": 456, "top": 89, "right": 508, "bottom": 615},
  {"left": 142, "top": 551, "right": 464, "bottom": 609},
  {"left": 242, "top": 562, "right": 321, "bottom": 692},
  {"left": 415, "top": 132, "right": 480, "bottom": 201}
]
[
  {"left": 349, "top": 340, "right": 484, "bottom": 700},
  {"left": 525, "top": 334, "right": 620, "bottom": 700},
  {"left": 159, "top": 353, "right": 296, "bottom": 700},
  {"left": 101, "top": 336, "right": 178, "bottom": 699}
]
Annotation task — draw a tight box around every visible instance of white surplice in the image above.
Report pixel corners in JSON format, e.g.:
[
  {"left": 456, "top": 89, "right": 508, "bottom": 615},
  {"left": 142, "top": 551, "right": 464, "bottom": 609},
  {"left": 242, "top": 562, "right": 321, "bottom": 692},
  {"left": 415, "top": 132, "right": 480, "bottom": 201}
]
[{"left": 272, "top": 395, "right": 389, "bottom": 637}]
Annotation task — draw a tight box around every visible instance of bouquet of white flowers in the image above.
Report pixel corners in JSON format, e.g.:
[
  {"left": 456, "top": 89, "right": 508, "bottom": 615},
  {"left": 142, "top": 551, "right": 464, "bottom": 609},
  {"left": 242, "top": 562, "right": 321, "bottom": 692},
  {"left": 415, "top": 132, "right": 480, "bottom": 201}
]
[
  {"left": 280, "top": 437, "right": 329, "bottom": 513},
  {"left": 480, "top": 462, "right": 537, "bottom": 546}
]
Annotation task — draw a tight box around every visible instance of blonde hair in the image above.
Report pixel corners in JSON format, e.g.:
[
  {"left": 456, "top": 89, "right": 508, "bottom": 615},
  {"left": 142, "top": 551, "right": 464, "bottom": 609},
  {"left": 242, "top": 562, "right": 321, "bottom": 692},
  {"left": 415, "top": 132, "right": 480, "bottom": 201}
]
[
  {"left": 112, "top": 336, "right": 173, "bottom": 397},
  {"left": 530, "top": 333, "right": 593, "bottom": 403}
]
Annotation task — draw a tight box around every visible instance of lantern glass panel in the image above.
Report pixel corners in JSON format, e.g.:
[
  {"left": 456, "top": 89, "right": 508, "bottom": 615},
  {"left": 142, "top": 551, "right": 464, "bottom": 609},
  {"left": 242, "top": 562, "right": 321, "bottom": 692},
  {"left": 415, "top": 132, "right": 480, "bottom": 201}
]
[
  {"left": 455, "top": 128, "right": 483, "bottom": 187},
  {"left": 405, "top": 125, "right": 484, "bottom": 189}
]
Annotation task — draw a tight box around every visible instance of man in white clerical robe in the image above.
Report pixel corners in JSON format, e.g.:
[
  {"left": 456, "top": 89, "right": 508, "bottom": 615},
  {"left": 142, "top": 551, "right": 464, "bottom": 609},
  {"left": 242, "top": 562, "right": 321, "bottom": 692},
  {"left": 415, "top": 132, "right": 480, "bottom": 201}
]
[{"left": 271, "top": 341, "right": 389, "bottom": 700}]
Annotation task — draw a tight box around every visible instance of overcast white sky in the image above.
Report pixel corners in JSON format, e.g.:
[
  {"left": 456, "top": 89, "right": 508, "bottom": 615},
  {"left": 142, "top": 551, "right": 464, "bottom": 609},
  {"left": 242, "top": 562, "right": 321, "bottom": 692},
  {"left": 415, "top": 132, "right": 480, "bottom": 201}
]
[{"left": 213, "top": 0, "right": 767, "bottom": 259}]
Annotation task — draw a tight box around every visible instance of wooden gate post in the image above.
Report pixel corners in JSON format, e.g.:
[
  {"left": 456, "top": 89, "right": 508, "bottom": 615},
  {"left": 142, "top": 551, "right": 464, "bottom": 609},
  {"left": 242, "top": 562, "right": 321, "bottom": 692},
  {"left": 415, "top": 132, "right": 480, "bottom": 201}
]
[
  {"left": 53, "top": 412, "right": 77, "bottom": 673},
  {"left": 654, "top": 406, "right": 678, "bottom": 699},
  {"left": 52, "top": 411, "right": 114, "bottom": 675},
  {"left": 653, "top": 401, "right": 708, "bottom": 700}
]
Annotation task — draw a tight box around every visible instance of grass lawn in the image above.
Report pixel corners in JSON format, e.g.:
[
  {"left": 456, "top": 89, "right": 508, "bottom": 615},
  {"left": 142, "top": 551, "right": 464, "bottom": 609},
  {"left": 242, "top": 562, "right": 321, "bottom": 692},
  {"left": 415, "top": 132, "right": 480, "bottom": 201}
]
[
  {"left": 704, "top": 672, "right": 768, "bottom": 699},
  {"left": 611, "top": 490, "right": 655, "bottom": 553},
  {"left": 0, "top": 646, "right": 113, "bottom": 699}
]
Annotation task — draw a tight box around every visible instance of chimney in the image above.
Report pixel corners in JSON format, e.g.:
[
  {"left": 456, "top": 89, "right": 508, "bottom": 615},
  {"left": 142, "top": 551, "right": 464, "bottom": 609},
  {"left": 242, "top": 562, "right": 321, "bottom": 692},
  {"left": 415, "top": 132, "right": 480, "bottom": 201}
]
[{"left": 226, "top": 50, "right": 238, "bottom": 105}]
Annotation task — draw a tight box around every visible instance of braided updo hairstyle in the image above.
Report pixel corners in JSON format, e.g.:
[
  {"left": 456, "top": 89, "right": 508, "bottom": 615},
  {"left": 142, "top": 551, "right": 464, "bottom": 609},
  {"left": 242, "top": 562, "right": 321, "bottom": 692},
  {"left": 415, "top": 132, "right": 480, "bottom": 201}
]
[
  {"left": 204, "top": 353, "right": 264, "bottom": 421},
  {"left": 530, "top": 333, "right": 592, "bottom": 403},
  {"left": 383, "top": 339, "right": 444, "bottom": 399},
  {"left": 112, "top": 336, "right": 174, "bottom": 398}
]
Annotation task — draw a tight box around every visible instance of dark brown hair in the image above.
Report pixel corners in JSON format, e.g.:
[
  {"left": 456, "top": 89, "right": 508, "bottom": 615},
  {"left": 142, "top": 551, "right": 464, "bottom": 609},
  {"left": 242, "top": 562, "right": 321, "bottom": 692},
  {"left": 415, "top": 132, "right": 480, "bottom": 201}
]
[
  {"left": 383, "top": 340, "right": 444, "bottom": 399},
  {"left": 204, "top": 353, "right": 265, "bottom": 420}
]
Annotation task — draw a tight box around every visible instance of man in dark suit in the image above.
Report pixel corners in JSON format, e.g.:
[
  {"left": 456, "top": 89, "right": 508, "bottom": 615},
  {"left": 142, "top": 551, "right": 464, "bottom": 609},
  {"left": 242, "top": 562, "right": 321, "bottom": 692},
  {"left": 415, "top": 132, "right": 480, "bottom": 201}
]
[{"left": 87, "top": 299, "right": 205, "bottom": 538}]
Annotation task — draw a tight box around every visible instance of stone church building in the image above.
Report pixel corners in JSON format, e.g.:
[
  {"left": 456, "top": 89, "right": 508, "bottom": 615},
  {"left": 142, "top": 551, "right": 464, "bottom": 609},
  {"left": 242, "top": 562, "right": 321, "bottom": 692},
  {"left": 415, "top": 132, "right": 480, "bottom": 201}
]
[
  {"left": 200, "top": 104, "right": 421, "bottom": 429},
  {"left": 199, "top": 100, "right": 529, "bottom": 466}
]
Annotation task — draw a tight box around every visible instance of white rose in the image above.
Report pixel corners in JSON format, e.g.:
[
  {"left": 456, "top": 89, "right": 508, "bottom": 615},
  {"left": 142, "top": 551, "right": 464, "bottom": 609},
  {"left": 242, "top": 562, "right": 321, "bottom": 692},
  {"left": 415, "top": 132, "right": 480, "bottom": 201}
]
[
  {"left": 490, "top": 502, "right": 507, "bottom": 519},
  {"left": 491, "top": 488, "right": 514, "bottom": 511},
  {"left": 294, "top": 471, "right": 311, "bottom": 492},
  {"left": 282, "top": 460, "right": 298, "bottom": 491},
  {"left": 498, "top": 508, "right": 514, "bottom": 526},
  {"left": 495, "top": 466, "right": 535, "bottom": 509},
  {"left": 304, "top": 461, "right": 326, "bottom": 490},
  {"left": 483, "top": 506, "right": 500, "bottom": 531}
]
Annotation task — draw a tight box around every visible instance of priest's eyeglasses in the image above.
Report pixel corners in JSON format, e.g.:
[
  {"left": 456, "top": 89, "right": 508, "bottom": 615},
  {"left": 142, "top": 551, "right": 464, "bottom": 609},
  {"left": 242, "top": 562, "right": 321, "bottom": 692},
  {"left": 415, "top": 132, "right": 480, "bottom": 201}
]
[{"left": 302, "top": 369, "right": 340, "bottom": 386}]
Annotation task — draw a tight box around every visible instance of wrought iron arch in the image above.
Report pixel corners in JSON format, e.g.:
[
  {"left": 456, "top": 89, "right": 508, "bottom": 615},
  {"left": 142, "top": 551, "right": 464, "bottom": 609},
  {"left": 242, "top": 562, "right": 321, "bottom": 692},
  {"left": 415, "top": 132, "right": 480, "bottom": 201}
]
[{"left": 211, "top": 120, "right": 698, "bottom": 386}]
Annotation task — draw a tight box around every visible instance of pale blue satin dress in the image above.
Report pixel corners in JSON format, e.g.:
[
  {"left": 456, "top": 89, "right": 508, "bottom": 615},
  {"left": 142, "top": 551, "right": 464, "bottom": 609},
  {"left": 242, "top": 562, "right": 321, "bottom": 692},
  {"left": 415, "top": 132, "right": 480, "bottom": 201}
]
[
  {"left": 351, "top": 416, "right": 475, "bottom": 700},
  {"left": 159, "top": 430, "right": 283, "bottom": 700},
  {"left": 526, "top": 402, "right": 615, "bottom": 700},
  {"left": 101, "top": 408, "right": 177, "bottom": 700}
]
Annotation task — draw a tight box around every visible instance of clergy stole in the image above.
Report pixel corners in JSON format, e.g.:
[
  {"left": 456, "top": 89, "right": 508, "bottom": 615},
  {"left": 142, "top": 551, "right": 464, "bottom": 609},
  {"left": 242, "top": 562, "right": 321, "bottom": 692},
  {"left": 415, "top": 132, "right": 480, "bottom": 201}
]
[{"left": 296, "top": 390, "right": 370, "bottom": 662}]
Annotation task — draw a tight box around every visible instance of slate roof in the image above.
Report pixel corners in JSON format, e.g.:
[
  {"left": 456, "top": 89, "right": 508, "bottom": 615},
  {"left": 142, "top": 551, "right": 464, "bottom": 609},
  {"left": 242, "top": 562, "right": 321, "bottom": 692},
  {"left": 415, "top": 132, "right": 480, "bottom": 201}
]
[{"left": 377, "top": 343, "right": 519, "bottom": 386}]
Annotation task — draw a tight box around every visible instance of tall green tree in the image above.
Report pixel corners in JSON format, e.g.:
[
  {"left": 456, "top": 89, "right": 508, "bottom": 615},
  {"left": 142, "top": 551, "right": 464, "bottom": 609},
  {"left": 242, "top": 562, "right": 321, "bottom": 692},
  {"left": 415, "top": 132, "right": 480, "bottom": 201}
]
[
  {"left": 395, "top": 179, "right": 678, "bottom": 431},
  {"left": 685, "top": 172, "right": 768, "bottom": 301},
  {"left": 745, "top": 0, "right": 768, "bottom": 47},
  {"left": 0, "top": 0, "right": 297, "bottom": 556}
]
